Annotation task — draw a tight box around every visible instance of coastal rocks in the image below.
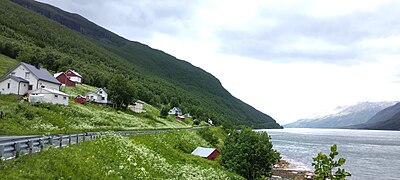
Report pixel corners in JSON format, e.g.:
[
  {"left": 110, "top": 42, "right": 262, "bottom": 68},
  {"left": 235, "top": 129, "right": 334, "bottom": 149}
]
[{"left": 272, "top": 160, "right": 314, "bottom": 180}]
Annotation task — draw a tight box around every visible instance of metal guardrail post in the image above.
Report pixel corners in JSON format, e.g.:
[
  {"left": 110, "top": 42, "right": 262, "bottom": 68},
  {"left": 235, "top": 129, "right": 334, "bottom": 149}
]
[
  {"left": 39, "top": 138, "right": 44, "bottom": 150},
  {"left": 69, "top": 135, "right": 72, "bottom": 145},
  {"left": 82, "top": 134, "right": 86, "bottom": 141},
  {"left": 49, "top": 136, "right": 53, "bottom": 146},
  {"left": 0, "top": 145, "right": 4, "bottom": 158},
  {"left": 76, "top": 134, "right": 79, "bottom": 143},
  {"left": 59, "top": 136, "right": 62, "bottom": 148},
  {"left": 14, "top": 142, "right": 21, "bottom": 158},
  {"left": 28, "top": 140, "right": 33, "bottom": 154}
]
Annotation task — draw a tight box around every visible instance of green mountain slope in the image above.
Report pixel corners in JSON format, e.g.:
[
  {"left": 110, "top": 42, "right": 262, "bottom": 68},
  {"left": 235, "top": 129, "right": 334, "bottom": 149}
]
[
  {"left": 0, "top": 54, "right": 18, "bottom": 76},
  {"left": 0, "top": 0, "right": 281, "bottom": 128}
]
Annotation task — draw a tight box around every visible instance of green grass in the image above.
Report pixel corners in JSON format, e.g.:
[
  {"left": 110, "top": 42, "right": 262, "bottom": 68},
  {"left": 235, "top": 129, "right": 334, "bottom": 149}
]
[
  {"left": 61, "top": 84, "right": 99, "bottom": 97},
  {"left": 0, "top": 129, "right": 243, "bottom": 179},
  {"left": 0, "top": 95, "right": 191, "bottom": 135},
  {"left": 0, "top": 54, "right": 18, "bottom": 77}
]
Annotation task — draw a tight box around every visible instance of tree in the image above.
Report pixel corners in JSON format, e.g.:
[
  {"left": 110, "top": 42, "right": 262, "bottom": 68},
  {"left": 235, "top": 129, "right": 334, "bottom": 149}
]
[
  {"left": 160, "top": 106, "right": 169, "bottom": 118},
  {"left": 312, "top": 144, "right": 351, "bottom": 180},
  {"left": 108, "top": 74, "right": 135, "bottom": 109},
  {"left": 221, "top": 128, "right": 280, "bottom": 179}
]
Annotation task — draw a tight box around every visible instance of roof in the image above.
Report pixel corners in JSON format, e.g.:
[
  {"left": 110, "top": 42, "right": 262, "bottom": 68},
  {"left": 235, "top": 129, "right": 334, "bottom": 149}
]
[
  {"left": 136, "top": 100, "right": 145, "bottom": 104},
  {"left": 98, "top": 87, "right": 107, "bottom": 93},
  {"left": 54, "top": 72, "right": 63, "bottom": 78},
  {"left": 66, "top": 69, "right": 83, "bottom": 78},
  {"left": 21, "top": 62, "right": 61, "bottom": 85},
  {"left": 191, "top": 147, "right": 217, "bottom": 158},
  {"left": 171, "top": 107, "right": 182, "bottom": 112},
  {"left": 0, "top": 75, "right": 29, "bottom": 83},
  {"left": 29, "top": 88, "right": 68, "bottom": 96}
]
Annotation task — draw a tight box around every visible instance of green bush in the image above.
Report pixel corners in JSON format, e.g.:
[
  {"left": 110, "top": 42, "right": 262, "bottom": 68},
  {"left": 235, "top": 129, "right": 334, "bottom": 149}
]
[
  {"left": 197, "top": 128, "right": 219, "bottom": 146},
  {"left": 221, "top": 128, "right": 280, "bottom": 179},
  {"left": 312, "top": 144, "right": 351, "bottom": 180}
]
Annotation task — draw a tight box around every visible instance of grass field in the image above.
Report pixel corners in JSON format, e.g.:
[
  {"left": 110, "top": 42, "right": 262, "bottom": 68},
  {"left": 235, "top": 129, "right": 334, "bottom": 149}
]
[
  {"left": 0, "top": 54, "right": 18, "bottom": 77},
  {"left": 0, "top": 128, "right": 242, "bottom": 179},
  {"left": 0, "top": 94, "right": 191, "bottom": 135}
]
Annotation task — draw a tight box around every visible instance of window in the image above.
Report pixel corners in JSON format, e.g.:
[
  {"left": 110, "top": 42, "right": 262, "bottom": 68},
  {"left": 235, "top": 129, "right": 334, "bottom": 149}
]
[
  {"left": 28, "top": 85, "right": 33, "bottom": 90},
  {"left": 7, "top": 83, "right": 10, "bottom": 89},
  {"left": 102, "top": 97, "right": 105, "bottom": 100},
  {"left": 99, "top": 91, "right": 102, "bottom": 94},
  {"left": 41, "top": 86, "right": 45, "bottom": 88},
  {"left": 63, "top": 97, "right": 66, "bottom": 100},
  {"left": 25, "top": 72, "right": 30, "bottom": 79},
  {"left": 54, "top": 95, "right": 58, "bottom": 98}
]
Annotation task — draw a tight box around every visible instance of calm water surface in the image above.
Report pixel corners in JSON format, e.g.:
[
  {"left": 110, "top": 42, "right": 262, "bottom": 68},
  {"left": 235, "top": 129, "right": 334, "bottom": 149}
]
[{"left": 260, "top": 128, "right": 400, "bottom": 180}]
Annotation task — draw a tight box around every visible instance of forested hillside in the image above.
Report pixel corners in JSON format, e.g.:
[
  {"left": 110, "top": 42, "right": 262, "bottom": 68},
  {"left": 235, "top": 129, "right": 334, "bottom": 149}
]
[{"left": 0, "top": 0, "right": 281, "bottom": 128}]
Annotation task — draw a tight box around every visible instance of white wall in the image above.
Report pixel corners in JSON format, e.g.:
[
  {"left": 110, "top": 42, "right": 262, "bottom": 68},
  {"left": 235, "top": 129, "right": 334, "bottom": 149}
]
[
  {"left": 96, "top": 89, "right": 108, "bottom": 104},
  {"left": 41, "top": 93, "right": 68, "bottom": 105},
  {"left": 87, "top": 93, "right": 98, "bottom": 101},
  {"left": 69, "top": 76, "right": 82, "bottom": 83},
  {"left": 11, "top": 64, "right": 39, "bottom": 90},
  {"left": 29, "top": 89, "right": 69, "bottom": 105},
  {"left": 38, "top": 80, "right": 60, "bottom": 90},
  {"left": 0, "top": 78, "right": 29, "bottom": 95}
]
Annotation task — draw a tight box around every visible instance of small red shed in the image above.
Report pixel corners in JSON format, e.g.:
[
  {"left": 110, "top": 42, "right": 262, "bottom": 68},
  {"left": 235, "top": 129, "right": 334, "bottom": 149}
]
[
  {"left": 176, "top": 115, "right": 185, "bottom": 120},
  {"left": 54, "top": 73, "right": 76, "bottom": 87},
  {"left": 191, "top": 147, "right": 220, "bottom": 160},
  {"left": 74, "top": 95, "right": 87, "bottom": 104}
]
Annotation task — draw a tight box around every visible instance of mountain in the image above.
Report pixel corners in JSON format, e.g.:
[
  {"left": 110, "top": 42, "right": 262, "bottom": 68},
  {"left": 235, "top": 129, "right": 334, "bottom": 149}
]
[
  {"left": 284, "top": 102, "right": 397, "bottom": 128},
  {"left": 353, "top": 102, "right": 400, "bottom": 130},
  {"left": 0, "top": 0, "right": 281, "bottom": 128}
]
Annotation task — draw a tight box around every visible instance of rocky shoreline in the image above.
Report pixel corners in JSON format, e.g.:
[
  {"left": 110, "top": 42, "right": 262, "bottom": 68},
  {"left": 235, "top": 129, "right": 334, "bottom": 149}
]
[{"left": 272, "top": 160, "right": 314, "bottom": 180}]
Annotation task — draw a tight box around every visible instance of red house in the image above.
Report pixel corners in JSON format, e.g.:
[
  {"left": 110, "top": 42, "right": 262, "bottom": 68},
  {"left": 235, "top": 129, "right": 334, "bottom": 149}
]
[
  {"left": 191, "top": 147, "right": 220, "bottom": 160},
  {"left": 54, "top": 72, "right": 76, "bottom": 87},
  {"left": 74, "top": 95, "right": 87, "bottom": 104},
  {"left": 65, "top": 69, "right": 83, "bottom": 84}
]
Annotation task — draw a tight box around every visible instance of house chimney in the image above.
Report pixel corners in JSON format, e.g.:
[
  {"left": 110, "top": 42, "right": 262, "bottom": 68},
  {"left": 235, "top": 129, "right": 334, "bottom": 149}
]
[{"left": 34, "top": 63, "right": 40, "bottom": 69}]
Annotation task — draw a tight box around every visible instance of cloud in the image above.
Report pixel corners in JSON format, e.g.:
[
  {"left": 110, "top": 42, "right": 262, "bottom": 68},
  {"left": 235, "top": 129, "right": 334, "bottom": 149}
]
[
  {"left": 38, "top": 0, "right": 197, "bottom": 40},
  {"left": 213, "top": 2, "right": 400, "bottom": 64},
  {"left": 36, "top": 0, "right": 400, "bottom": 124}
]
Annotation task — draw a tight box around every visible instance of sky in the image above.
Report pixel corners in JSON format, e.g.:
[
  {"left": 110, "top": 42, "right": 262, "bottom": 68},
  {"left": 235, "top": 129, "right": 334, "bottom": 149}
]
[{"left": 37, "top": 0, "right": 400, "bottom": 124}]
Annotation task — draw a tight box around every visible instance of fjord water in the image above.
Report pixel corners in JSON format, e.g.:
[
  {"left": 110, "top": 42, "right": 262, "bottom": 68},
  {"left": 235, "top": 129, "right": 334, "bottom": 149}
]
[{"left": 260, "top": 128, "right": 400, "bottom": 180}]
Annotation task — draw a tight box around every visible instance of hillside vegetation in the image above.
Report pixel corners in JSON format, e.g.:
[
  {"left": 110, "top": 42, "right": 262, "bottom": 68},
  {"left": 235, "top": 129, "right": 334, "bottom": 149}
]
[
  {"left": 0, "top": 0, "right": 281, "bottom": 129},
  {"left": 0, "top": 54, "right": 18, "bottom": 76},
  {"left": 0, "top": 94, "right": 190, "bottom": 135},
  {"left": 0, "top": 128, "right": 243, "bottom": 179}
]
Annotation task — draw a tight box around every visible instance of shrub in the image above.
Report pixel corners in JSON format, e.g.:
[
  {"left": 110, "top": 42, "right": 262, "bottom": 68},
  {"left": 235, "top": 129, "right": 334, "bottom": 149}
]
[
  {"left": 197, "top": 128, "right": 218, "bottom": 146},
  {"left": 312, "top": 144, "right": 351, "bottom": 180},
  {"left": 221, "top": 128, "right": 280, "bottom": 179}
]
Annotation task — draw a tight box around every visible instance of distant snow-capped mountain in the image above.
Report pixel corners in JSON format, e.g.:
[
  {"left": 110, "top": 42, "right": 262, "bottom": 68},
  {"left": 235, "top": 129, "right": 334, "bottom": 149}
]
[{"left": 284, "top": 101, "right": 398, "bottom": 128}]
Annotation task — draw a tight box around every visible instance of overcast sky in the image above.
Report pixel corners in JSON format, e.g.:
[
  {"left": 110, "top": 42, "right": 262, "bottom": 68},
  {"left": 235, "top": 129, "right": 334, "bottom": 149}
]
[{"left": 38, "top": 0, "right": 400, "bottom": 124}]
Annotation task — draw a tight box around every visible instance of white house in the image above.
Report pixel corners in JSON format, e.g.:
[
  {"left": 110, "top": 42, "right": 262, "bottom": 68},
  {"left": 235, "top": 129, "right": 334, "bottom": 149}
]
[
  {"left": 129, "top": 100, "right": 145, "bottom": 113},
  {"left": 208, "top": 119, "right": 214, "bottom": 125},
  {"left": 0, "top": 62, "right": 61, "bottom": 95},
  {"left": 169, "top": 107, "right": 183, "bottom": 115},
  {"left": 0, "top": 76, "right": 29, "bottom": 95},
  {"left": 29, "top": 88, "right": 69, "bottom": 105},
  {"left": 86, "top": 88, "right": 108, "bottom": 104}
]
